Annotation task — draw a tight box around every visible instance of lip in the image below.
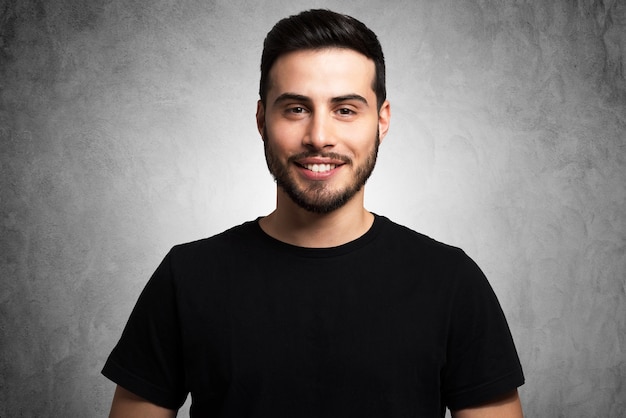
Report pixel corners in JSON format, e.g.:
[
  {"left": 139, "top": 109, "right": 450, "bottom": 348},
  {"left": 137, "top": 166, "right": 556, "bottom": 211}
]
[
  {"left": 296, "top": 157, "right": 347, "bottom": 165},
  {"left": 294, "top": 157, "right": 345, "bottom": 180},
  {"left": 296, "top": 164, "right": 341, "bottom": 180}
]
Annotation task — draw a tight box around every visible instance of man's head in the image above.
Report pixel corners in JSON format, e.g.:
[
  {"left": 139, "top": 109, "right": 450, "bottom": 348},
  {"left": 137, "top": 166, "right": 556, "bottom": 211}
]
[
  {"left": 259, "top": 9, "right": 386, "bottom": 111},
  {"left": 257, "top": 10, "right": 390, "bottom": 214}
]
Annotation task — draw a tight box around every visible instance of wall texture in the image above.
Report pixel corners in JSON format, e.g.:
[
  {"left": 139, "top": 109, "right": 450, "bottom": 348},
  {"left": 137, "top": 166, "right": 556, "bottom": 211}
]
[{"left": 1, "top": 0, "right": 624, "bottom": 416}]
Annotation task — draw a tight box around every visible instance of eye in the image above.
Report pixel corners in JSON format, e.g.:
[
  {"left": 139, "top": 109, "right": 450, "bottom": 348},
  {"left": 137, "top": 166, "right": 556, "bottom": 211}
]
[
  {"left": 282, "top": 105, "right": 309, "bottom": 119},
  {"left": 336, "top": 107, "right": 356, "bottom": 116},
  {"left": 287, "top": 106, "right": 307, "bottom": 114}
]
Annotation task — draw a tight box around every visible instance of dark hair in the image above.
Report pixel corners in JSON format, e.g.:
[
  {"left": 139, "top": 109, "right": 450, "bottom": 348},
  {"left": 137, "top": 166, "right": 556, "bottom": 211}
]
[{"left": 259, "top": 9, "right": 386, "bottom": 110}]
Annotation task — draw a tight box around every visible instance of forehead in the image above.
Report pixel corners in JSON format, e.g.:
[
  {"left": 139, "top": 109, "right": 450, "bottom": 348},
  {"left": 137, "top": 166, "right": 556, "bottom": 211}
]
[{"left": 266, "top": 48, "right": 376, "bottom": 101}]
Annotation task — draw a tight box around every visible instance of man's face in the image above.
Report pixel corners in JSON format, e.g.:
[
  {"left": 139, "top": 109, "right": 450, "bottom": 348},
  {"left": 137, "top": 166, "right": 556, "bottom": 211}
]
[{"left": 257, "top": 48, "right": 390, "bottom": 213}]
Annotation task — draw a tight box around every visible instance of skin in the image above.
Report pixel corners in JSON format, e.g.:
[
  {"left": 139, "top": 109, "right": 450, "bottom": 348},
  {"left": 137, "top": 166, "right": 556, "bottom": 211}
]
[
  {"left": 108, "top": 386, "right": 175, "bottom": 418},
  {"left": 108, "top": 47, "right": 523, "bottom": 417},
  {"left": 256, "top": 48, "right": 390, "bottom": 248},
  {"left": 452, "top": 390, "right": 524, "bottom": 417}
]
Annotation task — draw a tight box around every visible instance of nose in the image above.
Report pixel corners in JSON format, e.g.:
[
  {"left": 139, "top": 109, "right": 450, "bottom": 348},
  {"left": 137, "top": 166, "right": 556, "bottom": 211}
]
[{"left": 303, "top": 112, "right": 337, "bottom": 150}]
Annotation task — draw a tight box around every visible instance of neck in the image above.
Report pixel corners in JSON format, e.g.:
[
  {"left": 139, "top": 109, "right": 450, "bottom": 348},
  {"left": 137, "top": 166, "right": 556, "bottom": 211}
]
[{"left": 259, "top": 188, "right": 374, "bottom": 248}]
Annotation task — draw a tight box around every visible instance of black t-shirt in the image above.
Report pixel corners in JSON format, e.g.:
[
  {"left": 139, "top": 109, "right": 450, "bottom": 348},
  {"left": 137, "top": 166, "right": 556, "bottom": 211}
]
[{"left": 102, "top": 215, "right": 524, "bottom": 417}]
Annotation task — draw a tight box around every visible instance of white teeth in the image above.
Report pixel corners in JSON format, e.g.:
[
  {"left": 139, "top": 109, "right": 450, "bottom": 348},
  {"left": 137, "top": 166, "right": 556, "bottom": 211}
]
[{"left": 305, "top": 164, "right": 336, "bottom": 173}]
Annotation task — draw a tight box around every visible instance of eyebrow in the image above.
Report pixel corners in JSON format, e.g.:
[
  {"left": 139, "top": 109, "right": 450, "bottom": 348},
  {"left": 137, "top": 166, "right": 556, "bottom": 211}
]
[
  {"left": 273, "top": 93, "right": 310, "bottom": 106},
  {"left": 331, "top": 94, "right": 369, "bottom": 106},
  {"left": 273, "top": 93, "right": 369, "bottom": 107}
]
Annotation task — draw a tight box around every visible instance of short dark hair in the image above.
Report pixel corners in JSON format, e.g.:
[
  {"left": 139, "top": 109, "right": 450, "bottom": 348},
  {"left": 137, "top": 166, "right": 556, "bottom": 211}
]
[{"left": 259, "top": 9, "right": 386, "bottom": 110}]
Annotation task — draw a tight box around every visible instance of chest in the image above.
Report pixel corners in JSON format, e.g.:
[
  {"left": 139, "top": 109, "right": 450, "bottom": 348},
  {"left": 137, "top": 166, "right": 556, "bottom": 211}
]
[{"left": 179, "top": 259, "right": 451, "bottom": 386}]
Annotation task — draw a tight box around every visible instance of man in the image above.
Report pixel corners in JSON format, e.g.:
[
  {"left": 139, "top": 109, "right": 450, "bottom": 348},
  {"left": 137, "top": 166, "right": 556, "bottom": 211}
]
[{"left": 103, "top": 9, "right": 524, "bottom": 417}]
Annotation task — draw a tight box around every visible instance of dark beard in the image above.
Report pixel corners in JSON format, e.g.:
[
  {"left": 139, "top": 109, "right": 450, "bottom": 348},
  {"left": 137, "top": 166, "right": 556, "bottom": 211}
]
[{"left": 263, "top": 128, "right": 380, "bottom": 214}]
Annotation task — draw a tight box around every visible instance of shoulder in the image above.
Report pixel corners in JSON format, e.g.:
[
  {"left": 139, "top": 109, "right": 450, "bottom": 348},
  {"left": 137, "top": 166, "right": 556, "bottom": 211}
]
[
  {"left": 375, "top": 214, "right": 467, "bottom": 261},
  {"left": 156, "top": 220, "right": 263, "bottom": 278},
  {"left": 373, "top": 215, "right": 490, "bottom": 293},
  {"left": 170, "top": 219, "right": 259, "bottom": 256}
]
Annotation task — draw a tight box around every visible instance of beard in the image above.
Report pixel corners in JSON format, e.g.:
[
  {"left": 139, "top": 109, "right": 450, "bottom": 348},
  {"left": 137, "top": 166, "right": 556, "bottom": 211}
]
[{"left": 263, "top": 127, "right": 380, "bottom": 214}]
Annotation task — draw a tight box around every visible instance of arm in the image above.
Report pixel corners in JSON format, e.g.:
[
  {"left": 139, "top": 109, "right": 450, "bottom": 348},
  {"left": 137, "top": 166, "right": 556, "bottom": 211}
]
[
  {"left": 109, "top": 385, "right": 177, "bottom": 418},
  {"left": 451, "top": 390, "right": 523, "bottom": 418}
]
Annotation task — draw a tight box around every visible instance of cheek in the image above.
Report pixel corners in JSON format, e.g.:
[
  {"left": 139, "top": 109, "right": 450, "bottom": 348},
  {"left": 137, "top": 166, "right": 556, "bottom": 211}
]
[
  {"left": 267, "top": 122, "right": 304, "bottom": 147},
  {"left": 339, "top": 123, "right": 378, "bottom": 146}
]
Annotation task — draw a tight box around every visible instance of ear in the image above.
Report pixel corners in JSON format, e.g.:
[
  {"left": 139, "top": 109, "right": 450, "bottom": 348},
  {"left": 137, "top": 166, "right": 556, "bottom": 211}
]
[
  {"left": 256, "top": 100, "right": 266, "bottom": 140},
  {"left": 377, "top": 100, "right": 391, "bottom": 143}
]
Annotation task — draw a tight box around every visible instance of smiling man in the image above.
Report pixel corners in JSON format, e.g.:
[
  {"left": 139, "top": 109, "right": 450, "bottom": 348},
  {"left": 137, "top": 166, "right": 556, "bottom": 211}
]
[
  {"left": 258, "top": 47, "right": 387, "bottom": 247},
  {"left": 103, "top": 9, "right": 524, "bottom": 417}
]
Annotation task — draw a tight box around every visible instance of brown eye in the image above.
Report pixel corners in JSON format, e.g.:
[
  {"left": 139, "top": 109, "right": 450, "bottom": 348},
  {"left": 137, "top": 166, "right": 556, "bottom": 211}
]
[{"left": 337, "top": 107, "right": 355, "bottom": 116}]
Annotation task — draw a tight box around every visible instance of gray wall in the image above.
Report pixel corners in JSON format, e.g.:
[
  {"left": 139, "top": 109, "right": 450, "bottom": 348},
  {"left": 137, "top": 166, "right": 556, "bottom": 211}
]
[{"left": 1, "top": 0, "right": 625, "bottom": 416}]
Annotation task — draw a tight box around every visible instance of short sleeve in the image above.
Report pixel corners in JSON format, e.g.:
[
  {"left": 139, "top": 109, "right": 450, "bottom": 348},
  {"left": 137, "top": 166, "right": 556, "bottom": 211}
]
[
  {"left": 442, "top": 253, "right": 524, "bottom": 410},
  {"left": 102, "top": 250, "right": 188, "bottom": 410}
]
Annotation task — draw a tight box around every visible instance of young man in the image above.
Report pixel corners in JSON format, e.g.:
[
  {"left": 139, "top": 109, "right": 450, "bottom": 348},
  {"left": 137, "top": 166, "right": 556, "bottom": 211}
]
[{"left": 103, "top": 9, "right": 524, "bottom": 417}]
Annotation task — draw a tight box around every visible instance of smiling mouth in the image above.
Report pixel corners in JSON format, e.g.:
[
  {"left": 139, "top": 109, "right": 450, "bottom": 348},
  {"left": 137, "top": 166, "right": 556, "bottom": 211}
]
[
  {"left": 303, "top": 163, "right": 337, "bottom": 173},
  {"left": 291, "top": 152, "right": 350, "bottom": 175}
]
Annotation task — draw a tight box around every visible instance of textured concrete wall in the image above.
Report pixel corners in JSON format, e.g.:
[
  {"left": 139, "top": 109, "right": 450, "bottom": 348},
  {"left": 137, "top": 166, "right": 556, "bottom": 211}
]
[{"left": 1, "top": 0, "right": 624, "bottom": 416}]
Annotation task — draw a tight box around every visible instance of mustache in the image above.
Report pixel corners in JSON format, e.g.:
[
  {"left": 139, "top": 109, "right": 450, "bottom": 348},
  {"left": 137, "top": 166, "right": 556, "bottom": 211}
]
[
  {"left": 262, "top": 126, "right": 353, "bottom": 165},
  {"left": 287, "top": 151, "right": 352, "bottom": 165}
]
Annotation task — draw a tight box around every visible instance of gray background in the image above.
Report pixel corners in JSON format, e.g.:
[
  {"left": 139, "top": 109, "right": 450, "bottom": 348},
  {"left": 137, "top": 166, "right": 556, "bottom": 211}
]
[{"left": 1, "top": 0, "right": 625, "bottom": 416}]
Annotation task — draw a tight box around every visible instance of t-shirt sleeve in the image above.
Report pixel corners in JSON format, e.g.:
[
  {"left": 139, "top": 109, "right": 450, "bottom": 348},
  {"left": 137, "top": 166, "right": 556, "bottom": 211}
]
[
  {"left": 102, "top": 250, "right": 188, "bottom": 410},
  {"left": 442, "top": 252, "right": 524, "bottom": 410}
]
